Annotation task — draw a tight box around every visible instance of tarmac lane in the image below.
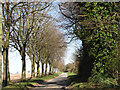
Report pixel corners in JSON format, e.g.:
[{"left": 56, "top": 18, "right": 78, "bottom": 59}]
[{"left": 30, "top": 73, "right": 68, "bottom": 90}]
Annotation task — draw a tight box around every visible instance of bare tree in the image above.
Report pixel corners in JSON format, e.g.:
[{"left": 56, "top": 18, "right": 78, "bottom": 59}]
[{"left": 9, "top": 2, "right": 52, "bottom": 80}]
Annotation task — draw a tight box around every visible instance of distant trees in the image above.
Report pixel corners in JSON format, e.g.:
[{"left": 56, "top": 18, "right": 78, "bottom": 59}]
[
  {"left": 2, "top": 2, "right": 66, "bottom": 86},
  {"left": 64, "top": 50, "right": 81, "bottom": 74},
  {"left": 65, "top": 63, "right": 74, "bottom": 72}
]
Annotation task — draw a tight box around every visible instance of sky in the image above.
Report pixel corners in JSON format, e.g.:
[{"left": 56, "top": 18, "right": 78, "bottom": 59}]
[
  {"left": 2, "top": 49, "right": 51, "bottom": 74},
  {"left": 64, "top": 39, "right": 82, "bottom": 65},
  {"left": 3, "top": 38, "right": 82, "bottom": 74},
  {"left": 2, "top": 2, "right": 82, "bottom": 74},
  {"left": 2, "top": 38, "right": 82, "bottom": 74},
  {"left": 49, "top": 2, "right": 82, "bottom": 64}
]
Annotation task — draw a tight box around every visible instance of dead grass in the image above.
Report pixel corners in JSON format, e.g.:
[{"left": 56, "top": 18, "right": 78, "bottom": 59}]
[
  {"left": 10, "top": 73, "right": 31, "bottom": 82},
  {"left": 3, "top": 72, "right": 62, "bottom": 89}
]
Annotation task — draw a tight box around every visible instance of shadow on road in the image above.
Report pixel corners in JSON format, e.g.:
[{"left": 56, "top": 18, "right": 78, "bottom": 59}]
[{"left": 29, "top": 73, "right": 70, "bottom": 90}]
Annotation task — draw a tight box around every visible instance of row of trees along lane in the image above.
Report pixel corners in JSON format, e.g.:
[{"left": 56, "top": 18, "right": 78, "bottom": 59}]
[{"left": 2, "top": 2, "right": 66, "bottom": 86}]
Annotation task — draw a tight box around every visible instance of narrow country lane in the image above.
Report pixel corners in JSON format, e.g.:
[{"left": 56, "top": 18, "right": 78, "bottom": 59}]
[{"left": 30, "top": 73, "right": 69, "bottom": 90}]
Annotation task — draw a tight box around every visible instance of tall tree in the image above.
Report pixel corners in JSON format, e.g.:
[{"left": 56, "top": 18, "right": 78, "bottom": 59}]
[
  {"left": 2, "top": 2, "right": 11, "bottom": 86},
  {"left": 2, "top": 1, "right": 30, "bottom": 85},
  {"left": 0, "top": 3, "right": 2, "bottom": 89},
  {"left": 59, "top": 2, "right": 120, "bottom": 82},
  {"left": 9, "top": 2, "right": 52, "bottom": 80}
]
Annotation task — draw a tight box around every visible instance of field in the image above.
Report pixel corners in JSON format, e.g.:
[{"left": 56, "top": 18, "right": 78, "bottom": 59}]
[
  {"left": 10, "top": 73, "right": 31, "bottom": 82},
  {"left": 3, "top": 72, "right": 62, "bottom": 89}
]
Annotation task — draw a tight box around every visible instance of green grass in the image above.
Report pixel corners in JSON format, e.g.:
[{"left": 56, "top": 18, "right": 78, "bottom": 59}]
[
  {"left": 39, "top": 72, "right": 62, "bottom": 80},
  {"left": 67, "top": 72, "right": 91, "bottom": 89},
  {"left": 2, "top": 72, "right": 62, "bottom": 89},
  {"left": 67, "top": 72, "right": 119, "bottom": 89},
  {"left": 67, "top": 72, "right": 76, "bottom": 77},
  {"left": 29, "top": 72, "right": 62, "bottom": 82}
]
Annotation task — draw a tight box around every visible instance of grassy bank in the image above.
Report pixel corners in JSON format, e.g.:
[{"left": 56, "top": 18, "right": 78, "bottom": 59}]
[
  {"left": 67, "top": 72, "right": 119, "bottom": 89},
  {"left": 67, "top": 72, "right": 96, "bottom": 89},
  {"left": 2, "top": 72, "right": 62, "bottom": 90},
  {"left": 67, "top": 73, "right": 89, "bottom": 89},
  {"left": 67, "top": 72, "right": 76, "bottom": 77}
]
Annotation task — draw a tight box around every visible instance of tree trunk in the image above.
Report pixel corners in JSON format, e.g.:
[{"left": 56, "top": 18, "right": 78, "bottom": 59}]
[
  {"left": 2, "top": 3, "right": 10, "bottom": 86},
  {"left": 118, "top": 24, "right": 120, "bottom": 85},
  {"left": 78, "top": 41, "right": 95, "bottom": 81},
  {"left": 21, "top": 54, "right": 26, "bottom": 80},
  {"left": 21, "top": 45, "right": 26, "bottom": 81},
  {"left": 52, "top": 67, "right": 54, "bottom": 74},
  {"left": 3, "top": 47, "right": 6, "bottom": 86},
  {"left": 45, "top": 61, "right": 48, "bottom": 76},
  {"left": 37, "top": 55, "right": 40, "bottom": 77},
  {"left": 0, "top": 4, "right": 2, "bottom": 89},
  {"left": 29, "top": 44, "right": 33, "bottom": 78},
  {"left": 6, "top": 49, "right": 10, "bottom": 82},
  {"left": 31, "top": 53, "right": 35, "bottom": 77},
  {"left": 30, "top": 55, "right": 33, "bottom": 78},
  {"left": 41, "top": 63, "right": 44, "bottom": 77},
  {"left": 49, "top": 64, "right": 52, "bottom": 75},
  {"left": 118, "top": 43, "right": 120, "bottom": 85},
  {"left": 3, "top": 48, "right": 9, "bottom": 86},
  {"left": 31, "top": 44, "right": 36, "bottom": 77}
]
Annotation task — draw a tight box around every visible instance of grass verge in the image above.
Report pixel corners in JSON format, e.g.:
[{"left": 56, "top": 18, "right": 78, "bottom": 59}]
[
  {"left": 2, "top": 72, "right": 62, "bottom": 90},
  {"left": 67, "top": 72, "right": 76, "bottom": 77},
  {"left": 67, "top": 72, "right": 91, "bottom": 89},
  {"left": 67, "top": 72, "right": 119, "bottom": 89}
]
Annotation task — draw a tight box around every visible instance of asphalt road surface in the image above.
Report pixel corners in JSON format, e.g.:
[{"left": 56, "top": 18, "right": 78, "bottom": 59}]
[{"left": 30, "top": 73, "right": 69, "bottom": 90}]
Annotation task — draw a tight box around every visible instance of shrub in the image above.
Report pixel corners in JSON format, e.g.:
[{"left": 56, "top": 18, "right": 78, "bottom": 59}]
[{"left": 88, "top": 73, "right": 118, "bottom": 88}]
